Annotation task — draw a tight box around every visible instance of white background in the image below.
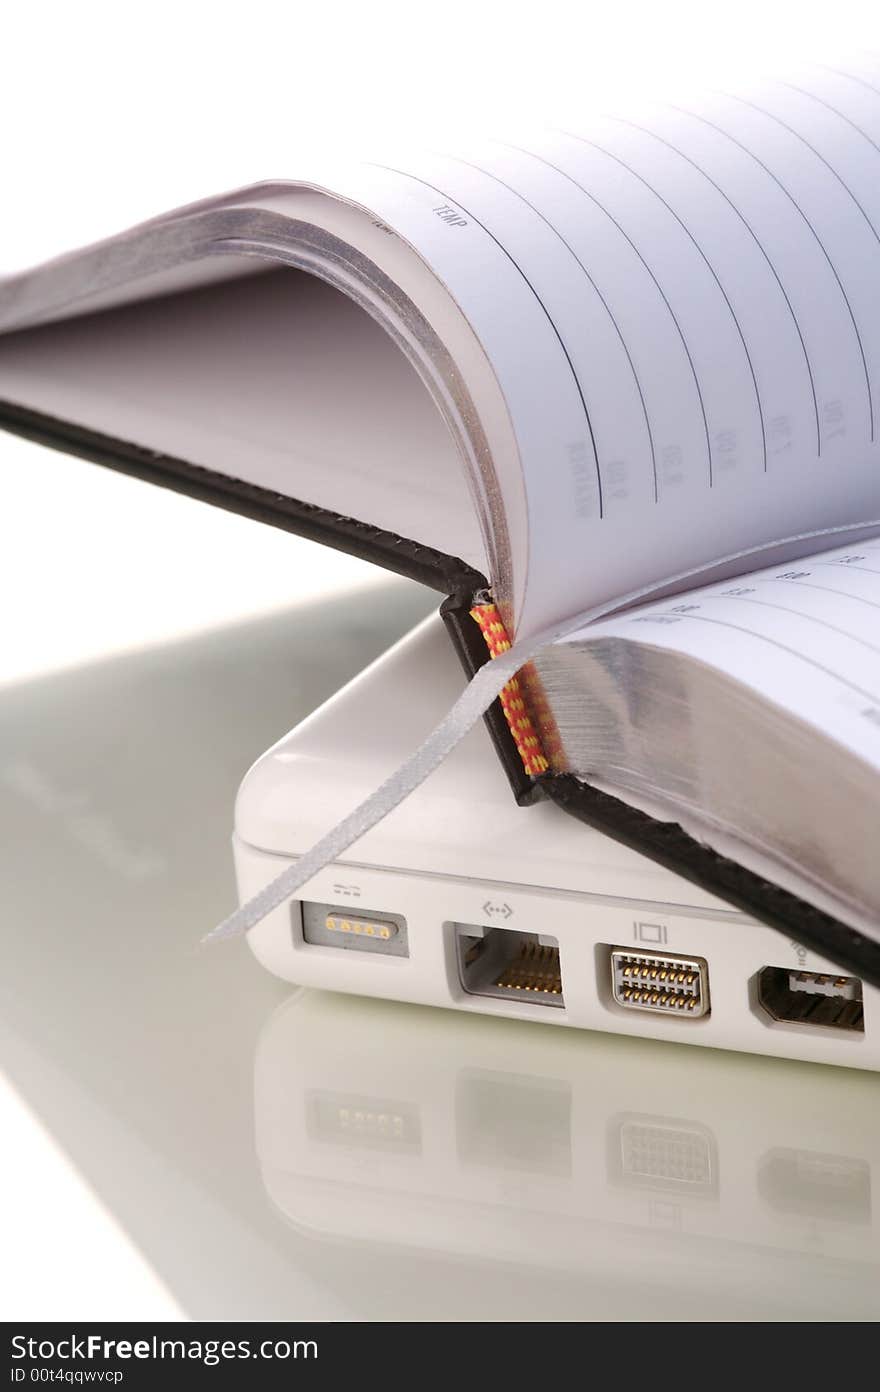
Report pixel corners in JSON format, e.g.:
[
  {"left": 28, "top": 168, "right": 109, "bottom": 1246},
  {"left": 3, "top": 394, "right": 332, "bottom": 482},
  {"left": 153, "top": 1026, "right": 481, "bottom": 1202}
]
[
  {"left": 2, "top": 0, "right": 879, "bottom": 1321},
  {"left": 2, "top": 0, "right": 879, "bottom": 275},
  {"left": 4, "top": 0, "right": 880, "bottom": 685}
]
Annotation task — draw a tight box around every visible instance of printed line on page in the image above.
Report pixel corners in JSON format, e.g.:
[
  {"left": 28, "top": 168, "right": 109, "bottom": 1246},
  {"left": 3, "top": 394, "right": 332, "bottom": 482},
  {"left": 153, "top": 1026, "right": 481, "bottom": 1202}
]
[
  {"left": 628, "top": 111, "right": 821, "bottom": 460},
  {"left": 561, "top": 127, "right": 768, "bottom": 481},
  {"left": 448, "top": 152, "right": 659, "bottom": 502},
  {"left": 819, "top": 65, "right": 880, "bottom": 101},
  {"left": 745, "top": 85, "right": 880, "bottom": 313},
  {"left": 811, "top": 560, "right": 880, "bottom": 577},
  {"left": 640, "top": 610, "right": 880, "bottom": 704},
  {"left": 705, "top": 592, "right": 880, "bottom": 656},
  {"left": 373, "top": 162, "right": 605, "bottom": 517},
  {"left": 771, "top": 576, "right": 880, "bottom": 612},
  {"left": 700, "top": 95, "right": 875, "bottom": 442},
  {"left": 780, "top": 81, "right": 880, "bottom": 159},
  {"left": 504, "top": 138, "right": 714, "bottom": 489}
]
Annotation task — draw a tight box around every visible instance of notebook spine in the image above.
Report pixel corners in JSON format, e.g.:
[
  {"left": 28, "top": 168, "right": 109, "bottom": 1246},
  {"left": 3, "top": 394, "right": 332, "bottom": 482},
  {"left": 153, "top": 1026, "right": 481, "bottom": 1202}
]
[
  {"left": 468, "top": 603, "right": 550, "bottom": 777},
  {"left": 440, "top": 593, "right": 547, "bottom": 807}
]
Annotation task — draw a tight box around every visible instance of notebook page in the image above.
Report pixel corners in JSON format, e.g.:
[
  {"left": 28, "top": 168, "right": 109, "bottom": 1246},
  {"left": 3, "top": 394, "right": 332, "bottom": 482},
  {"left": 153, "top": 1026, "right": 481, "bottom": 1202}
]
[
  {"left": 352, "top": 59, "right": 880, "bottom": 637},
  {"left": 212, "top": 530, "right": 880, "bottom": 945},
  {"left": 562, "top": 537, "right": 880, "bottom": 771},
  {"left": 4, "top": 64, "right": 880, "bottom": 648},
  {"left": 204, "top": 58, "right": 880, "bottom": 945}
]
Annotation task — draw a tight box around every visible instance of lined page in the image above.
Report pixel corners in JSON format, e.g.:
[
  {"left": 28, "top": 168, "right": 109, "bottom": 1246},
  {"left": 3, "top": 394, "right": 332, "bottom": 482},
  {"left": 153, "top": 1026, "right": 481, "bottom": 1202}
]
[
  {"left": 564, "top": 537, "right": 880, "bottom": 770},
  {"left": 351, "top": 59, "right": 880, "bottom": 636},
  {"left": 3, "top": 62, "right": 880, "bottom": 641}
]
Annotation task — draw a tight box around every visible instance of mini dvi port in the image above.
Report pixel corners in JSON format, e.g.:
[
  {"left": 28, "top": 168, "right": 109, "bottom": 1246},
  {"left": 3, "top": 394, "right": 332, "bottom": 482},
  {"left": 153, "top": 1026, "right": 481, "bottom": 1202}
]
[
  {"left": 609, "top": 948, "right": 710, "bottom": 1018},
  {"left": 611, "top": 1114, "right": 718, "bottom": 1197}
]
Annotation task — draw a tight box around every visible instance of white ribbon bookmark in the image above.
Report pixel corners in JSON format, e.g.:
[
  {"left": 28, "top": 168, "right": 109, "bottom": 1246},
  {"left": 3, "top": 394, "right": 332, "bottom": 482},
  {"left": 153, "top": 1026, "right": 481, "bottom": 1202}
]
[
  {"left": 204, "top": 629, "right": 552, "bottom": 944},
  {"left": 206, "top": 522, "right": 880, "bottom": 944}
]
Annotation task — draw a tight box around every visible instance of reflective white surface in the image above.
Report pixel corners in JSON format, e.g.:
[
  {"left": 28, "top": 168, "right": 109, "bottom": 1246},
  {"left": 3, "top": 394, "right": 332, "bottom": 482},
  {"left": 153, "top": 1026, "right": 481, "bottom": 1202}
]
[
  {"left": 2, "top": 444, "right": 879, "bottom": 1322},
  {"left": 258, "top": 993, "right": 880, "bottom": 1322}
]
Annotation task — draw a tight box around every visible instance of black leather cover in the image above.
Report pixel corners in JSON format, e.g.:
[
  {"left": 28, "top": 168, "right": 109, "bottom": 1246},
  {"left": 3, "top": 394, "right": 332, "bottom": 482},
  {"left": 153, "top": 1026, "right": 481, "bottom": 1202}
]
[
  {"left": 4, "top": 396, "right": 878, "bottom": 987},
  {"left": 441, "top": 588, "right": 880, "bottom": 990},
  {"left": 0, "top": 399, "right": 485, "bottom": 597}
]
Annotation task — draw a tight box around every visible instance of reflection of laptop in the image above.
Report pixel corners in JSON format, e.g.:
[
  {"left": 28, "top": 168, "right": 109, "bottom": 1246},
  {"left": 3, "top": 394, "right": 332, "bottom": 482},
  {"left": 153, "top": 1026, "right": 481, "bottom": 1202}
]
[
  {"left": 235, "top": 615, "right": 877, "bottom": 1070},
  {"left": 254, "top": 989, "right": 880, "bottom": 1319}
]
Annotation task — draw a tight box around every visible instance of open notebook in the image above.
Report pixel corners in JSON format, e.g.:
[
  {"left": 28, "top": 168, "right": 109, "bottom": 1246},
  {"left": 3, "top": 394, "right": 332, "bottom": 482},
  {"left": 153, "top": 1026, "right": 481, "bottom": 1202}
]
[{"left": 2, "top": 58, "right": 880, "bottom": 982}]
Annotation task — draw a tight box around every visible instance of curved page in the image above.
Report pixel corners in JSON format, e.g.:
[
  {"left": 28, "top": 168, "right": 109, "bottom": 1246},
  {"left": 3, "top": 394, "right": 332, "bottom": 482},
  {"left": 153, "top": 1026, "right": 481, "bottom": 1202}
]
[{"left": 2, "top": 60, "right": 880, "bottom": 641}]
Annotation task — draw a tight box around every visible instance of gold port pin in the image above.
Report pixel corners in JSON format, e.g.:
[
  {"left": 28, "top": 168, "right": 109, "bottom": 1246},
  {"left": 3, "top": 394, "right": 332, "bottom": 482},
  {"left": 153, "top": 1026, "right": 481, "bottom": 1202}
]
[{"left": 325, "top": 913, "right": 397, "bottom": 941}]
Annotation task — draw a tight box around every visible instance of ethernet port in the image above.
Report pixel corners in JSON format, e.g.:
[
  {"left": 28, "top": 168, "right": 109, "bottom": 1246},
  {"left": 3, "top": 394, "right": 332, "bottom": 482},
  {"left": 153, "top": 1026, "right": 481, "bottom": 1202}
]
[
  {"left": 755, "top": 966, "right": 864, "bottom": 1033},
  {"left": 456, "top": 1071, "right": 572, "bottom": 1175},
  {"left": 454, "top": 924, "right": 564, "bottom": 1008}
]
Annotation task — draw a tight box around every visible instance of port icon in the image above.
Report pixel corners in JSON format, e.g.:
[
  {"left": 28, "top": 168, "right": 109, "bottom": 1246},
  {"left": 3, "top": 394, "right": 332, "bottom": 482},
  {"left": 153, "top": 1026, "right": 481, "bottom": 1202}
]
[{"left": 607, "top": 947, "right": 710, "bottom": 1018}]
